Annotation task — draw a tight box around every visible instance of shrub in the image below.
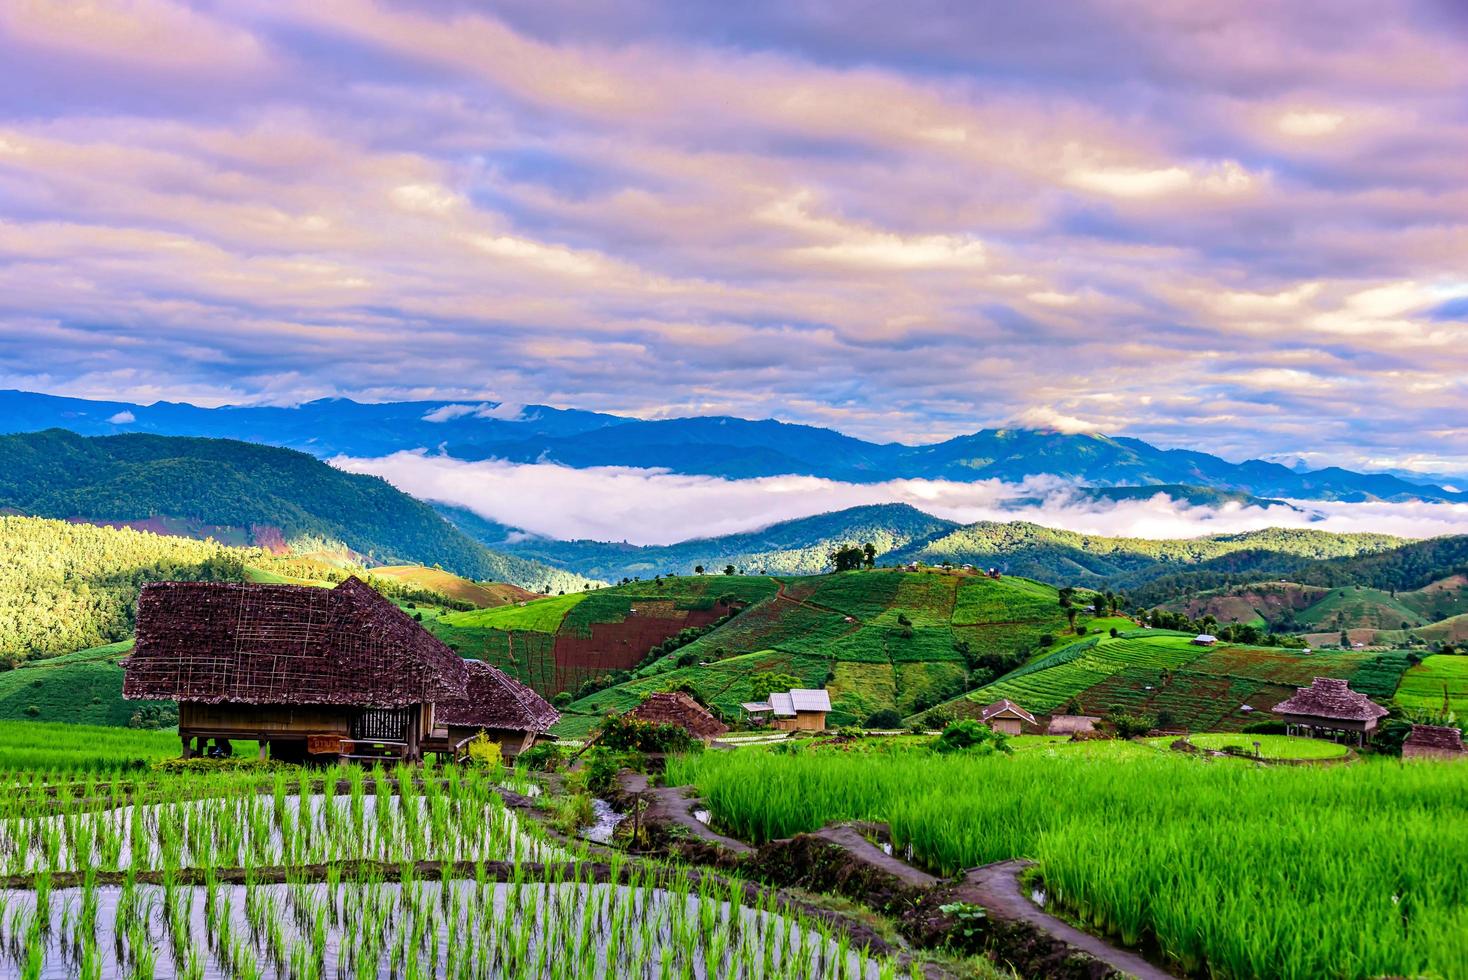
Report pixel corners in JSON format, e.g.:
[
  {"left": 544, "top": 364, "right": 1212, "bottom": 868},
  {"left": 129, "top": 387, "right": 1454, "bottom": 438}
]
[
  {"left": 1106, "top": 711, "right": 1157, "bottom": 739},
  {"left": 1038, "top": 633, "right": 1054, "bottom": 646},
  {"left": 466, "top": 731, "right": 504, "bottom": 774},
  {"left": 934, "top": 719, "right": 1011, "bottom": 755},
  {"left": 24, "top": 705, "right": 39, "bottom": 717},
  {"left": 1242, "top": 720, "right": 1287, "bottom": 735},
  {"left": 520, "top": 742, "right": 566, "bottom": 772},
  {"left": 865, "top": 709, "right": 904, "bottom": 729},
  {"left": 922, "top": 707, "right": 954, "bottom": 730},
  {"left": 581, "top": 746, "right": 640, "bottom": 795},
  {"left": 597, "top": 714, "right": 700, "bottom": 754},
  {"left": 552, "top": 692, "right": 573, "bottom": 709}
]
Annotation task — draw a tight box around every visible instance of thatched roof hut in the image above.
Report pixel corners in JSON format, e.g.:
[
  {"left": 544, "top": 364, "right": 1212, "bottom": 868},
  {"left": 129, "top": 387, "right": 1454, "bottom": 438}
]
[
  {"left": 437, "top": 660, "right": 559, "bottom": 734},
  {"left": 1271, "top": 677, "right": 1387, "bottom": 723},
  {"left": 1271, "top": 677, "right": 1388, "bottom": 745},
  {"left": 1402, "top": 724, "right": 1466, "bottom": 760},
  {"left": 124, "top": 577, "right": 465, "bottom": 707},
  {"left": 625, "top": 692, "right": 728, "bottom": 741}
]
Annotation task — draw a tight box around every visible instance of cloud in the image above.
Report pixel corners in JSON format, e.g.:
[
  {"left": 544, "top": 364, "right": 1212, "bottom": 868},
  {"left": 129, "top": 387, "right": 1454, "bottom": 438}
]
[
  {"left": 1009, "top": 408, "right": 1101, "bottom": 435},
  {"left": 1, "top": 1, "right": 1467, "bottom": 473},
  {"left": 332, "top": 453, "right": 1468, "bottom": 547},
  {"left": 106, "top": 410, "right": 135, "bottom": 424},
  {"left": 421, "top": 401, "right": 526, "bottom": 423}
]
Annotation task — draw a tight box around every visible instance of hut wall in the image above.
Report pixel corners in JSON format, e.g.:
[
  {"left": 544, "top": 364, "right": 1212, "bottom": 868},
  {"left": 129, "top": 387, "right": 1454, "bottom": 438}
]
[
  {"left": 991, "top": 718, "right": 1023, "bottom": 736},
  {"left": 446, "top": 726, "right": 539, "bottom": 757},
  {"left": 1402, "top": 744, "right": 1465, "bottom": 761},
  {"left": 773, "top": 711, "right": 827, "bottom": 732},
  {"left": 180, "top": 702, "right": 353, "bottom": 737}
]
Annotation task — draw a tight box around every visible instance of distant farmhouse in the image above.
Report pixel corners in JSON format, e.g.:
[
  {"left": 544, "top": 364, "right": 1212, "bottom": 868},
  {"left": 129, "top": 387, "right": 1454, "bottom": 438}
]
[
  {"left": 977, "top": 699, "right": 1037, "bottom": 736},
  {"left": 742, "top": 688, "right": 832, "bottom": 731},
  {"left": 123, "top": 578, "right": 557, "bottom": 764},
  {"left": 1272, "top": 677, "right": 1388, "bottom": 747}
]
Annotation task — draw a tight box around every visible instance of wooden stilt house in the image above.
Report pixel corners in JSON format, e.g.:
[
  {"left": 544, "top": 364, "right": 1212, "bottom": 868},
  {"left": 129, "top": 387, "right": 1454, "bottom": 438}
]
[
  {"left": 426, "top": 659, "right": 560, "bottom": 761},
  {"left": 1271, "top": 677, "right": 1388, "bottom": 747},
  {"left": 123, "top": 578, "right": 471, "bottom": 764}
]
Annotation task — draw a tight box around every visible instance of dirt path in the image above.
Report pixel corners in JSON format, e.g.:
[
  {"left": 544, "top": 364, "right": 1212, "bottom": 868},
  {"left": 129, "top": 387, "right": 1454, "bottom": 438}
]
[
  {"left": 956, "top": 859, "right": 1179, "bottom": 980},
  {"left": 635, "top": 781, "right": 752, "bottom": 853},
  {"left": 809, "top": 825, "right": 937, "bottom": 890}
]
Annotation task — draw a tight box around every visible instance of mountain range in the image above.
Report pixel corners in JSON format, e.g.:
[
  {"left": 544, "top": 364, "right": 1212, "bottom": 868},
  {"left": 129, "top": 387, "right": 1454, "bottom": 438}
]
[{"left": 3, "top": 389, "right": 1462, "bottom": 503}]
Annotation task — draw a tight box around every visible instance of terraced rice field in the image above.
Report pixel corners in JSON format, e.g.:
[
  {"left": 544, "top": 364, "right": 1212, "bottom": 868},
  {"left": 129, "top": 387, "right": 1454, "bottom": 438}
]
[
  {"left": 953, "top": 631, "right": 1416, "bottom": 731},
  {"left": 1395, "top": 654, "right": 1468, "bottom": 714}
]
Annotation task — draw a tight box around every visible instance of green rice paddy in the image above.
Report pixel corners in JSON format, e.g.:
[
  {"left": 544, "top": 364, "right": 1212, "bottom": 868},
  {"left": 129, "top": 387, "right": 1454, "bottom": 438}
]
[{"left": 669, "top": 746, "right": 1468, "bottom": 980}]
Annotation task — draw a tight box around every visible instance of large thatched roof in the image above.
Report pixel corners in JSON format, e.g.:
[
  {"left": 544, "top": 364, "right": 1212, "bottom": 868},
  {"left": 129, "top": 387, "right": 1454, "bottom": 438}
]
[
  {"left": 437, "top": 659, "right": 559, "bottom": 733},
  {"left": 123, "top": 578, "right": 466, "bottom": 708},
  {"left": 1271, "top": 677, "right": 1388, "bottom": 722},
  {"left": 625, "top": 692, "right": 728, "bottom": 740}
]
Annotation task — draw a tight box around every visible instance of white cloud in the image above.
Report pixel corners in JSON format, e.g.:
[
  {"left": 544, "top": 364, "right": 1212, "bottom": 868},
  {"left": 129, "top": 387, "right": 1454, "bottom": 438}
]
[
  {"left": 1277, "top": 110, "right": 1345, "bottom": 137},
  {"left": 331, "top": 453, "right": 1468, "bottom": 546},
  {"left": 1009, "top": 407, "right": 1100, "bottom": 434},
  {"left": 106, "top": 410, "right": 135, "bottom": 424},
  {"left": 421, "top": 401, "right": 526, "bottom": 423}
]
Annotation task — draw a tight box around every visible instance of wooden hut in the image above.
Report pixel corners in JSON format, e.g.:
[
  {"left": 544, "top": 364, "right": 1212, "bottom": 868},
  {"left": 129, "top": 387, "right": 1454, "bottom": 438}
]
[
  {"left": 1271, "top": 677, "right": 1388, "bottom": 746},
  {"left": 1402, "top": 724, "right": 1466, "bottom": 760},
  {"left": 769, "top": 689, "right": 831, "bottom": 731},
  {"left": 426, "top": 659, "right": 560, "bottom": 761},
  {"left": 977, "top": 699, "right": 1037, "bottom": 736},
  {"left": 123, "top": 578, "right": 467, "bottom": 764},
  {"left": 625, "top": 691, "right": 728, "bottom": 742}
]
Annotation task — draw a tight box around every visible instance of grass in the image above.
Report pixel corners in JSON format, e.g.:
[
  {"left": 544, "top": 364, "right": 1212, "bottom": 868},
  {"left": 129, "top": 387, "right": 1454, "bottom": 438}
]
[
  {"left": 669, "top": 746, "right": 1468, "bottom": 980},
  {"left": 1395, "top": 654, "right": 1468, "bottom": 714},
  {"left": 0, "top": 642, "right": 183, "bottom": 727},
  {"left": 0, "top": 720, "right": 180, "bottom": 772},
  {"left": 438, "top": 591, "right": 587, "bottom": 633},
  {"left": 1178, "top": 733, "right": 1350, "bottom": 759},
  {"left": 370, "top": 565, "right": 533, "bottom": 607}
]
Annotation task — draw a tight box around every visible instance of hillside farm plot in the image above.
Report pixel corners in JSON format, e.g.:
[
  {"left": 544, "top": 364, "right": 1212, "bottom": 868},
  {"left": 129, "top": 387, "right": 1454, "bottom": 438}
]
[
  {"left": 952, "top": 575, "right": 1058, "bottom": 626},
  {"left": 871, "top": 573, "right": 958, "bottom": 628},
  {"left": 807, "top": 570, "right": 902, "bottom": 620},
  {"left": 438, "top": 592, "right": 587, "bottom": 633},
  {"left": 1395, "top": 654, "right": 1468, "bottom": 714}
]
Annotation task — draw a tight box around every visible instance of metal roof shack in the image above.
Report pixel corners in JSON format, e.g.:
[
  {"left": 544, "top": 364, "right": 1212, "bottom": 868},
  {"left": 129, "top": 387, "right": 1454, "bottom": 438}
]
[
  {"left": 1402, "top": 724, "right": 1466, "bottom": 760},
  {"left": 1271, "top": 677, "right": 1389, "bottom": 746},
  {"left": 625, "top": 691, "right": 729, "bottom": 742},
  {"left": 743, "top": 688, "right": 831, "bottom": 732}
]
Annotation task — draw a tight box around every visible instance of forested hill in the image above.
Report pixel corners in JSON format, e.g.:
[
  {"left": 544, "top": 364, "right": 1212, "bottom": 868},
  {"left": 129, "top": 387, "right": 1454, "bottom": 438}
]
[
  {"left": 892, "top": 522, "right": 1407, "bottom": 587},
  {"left": 448, "top": 503, "right": 958, "bottom": 582},
  {"left": 1128, "top": 534, "right": 1468, "bottom": 606},
  {"left": 0, "top": 430, "right": 586, "bottom": 592}
]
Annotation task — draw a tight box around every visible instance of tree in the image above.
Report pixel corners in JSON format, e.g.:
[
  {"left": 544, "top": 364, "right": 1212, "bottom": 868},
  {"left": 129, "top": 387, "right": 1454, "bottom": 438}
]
[
  {"left": 723, "top": 565, "right": 736, "bottom": 576},
  {"left": 694, "top": 565, "right": 704, "bottom": 575},
  {"left": 829, "top": 544, "right": 865, "bottom": 572},
  {"left": 1065, "top": 607, "right": 1078, "bottom": 632},
  {"left": 750, "top": 671, "right": 801, "bottom": 702},
  {"left": 862, "top": 543, "right": 877, "bottom": 568}
]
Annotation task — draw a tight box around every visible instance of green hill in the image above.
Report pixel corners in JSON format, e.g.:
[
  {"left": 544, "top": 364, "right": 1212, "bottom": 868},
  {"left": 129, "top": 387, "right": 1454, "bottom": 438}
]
[
  {"left": 0, "top": 515, "right": 531, "bottom": 664},
  {"left": 0, "top": 429, "right": 587, "bottom": 592},
  {"left": 543, "top": 568, "right": 1089, "bottom": 736},
  {"left": 447, "top": 502, "right": 958, "bottom": 580},
  {"left": 889, "top": 522, "right": 1405, "bottom": 588},
  {"left": 936, "top": 630, "right": 1416, "bottom": 732}
]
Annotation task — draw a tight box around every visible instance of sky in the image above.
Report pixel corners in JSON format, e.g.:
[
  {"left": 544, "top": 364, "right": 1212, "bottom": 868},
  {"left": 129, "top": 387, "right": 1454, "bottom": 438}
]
[{"left": 2, "top": 1, "right": 1467, "bottom": 473}]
